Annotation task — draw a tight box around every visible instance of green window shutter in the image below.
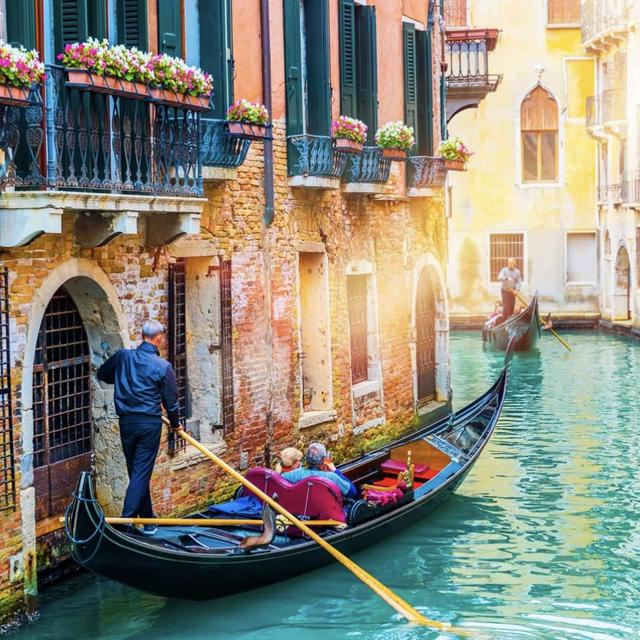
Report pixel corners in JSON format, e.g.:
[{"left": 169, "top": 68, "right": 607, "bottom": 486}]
[
  {"left": 117, "top": 0, "right": 147, "bottom": 49},
  {"left": 356, "top": 5, "right": 378, "bottom": 141},
  {"left": 54, "top": 0, "right": 106, "bottom": 54},
  {"left": 416, "top": 29, "right": 433, "bottom": 155},
  {"left": 6, "top": 0, "right": 36, "bottom": 49},
  {"left": 339, "top": 0, "right": 357, "bottom": 118},
  {"left": 199, "top": 0, "right": 233, "bottom": 118},
  {"left": 283, "top": 0, "right": 304, "bottom": 139},
  {"left": 403, "top": 22, "right": 419, "bottom": 153},
  {"left": 305, "top": 0, "right": 331, "bottom": 136},
  {"left": 158, "top": 0, "right": 183, "bottom": 56}
]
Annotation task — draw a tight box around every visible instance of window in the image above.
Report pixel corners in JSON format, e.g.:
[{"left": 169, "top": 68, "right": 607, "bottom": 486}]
[
  {"left": 566, "top": 233, "right": 597, "bottom": 283},
  {"left": 54, "top": 0, "right": 107, "bottom": 53},
  {"left": 117, "top": 0, "right": 147, "bottom": 49},
  {"left": 443, "top": 0, "right": 467, "bottom": 26},
  {"left": 339, "top": 0, "right": 378, "bottom": 140},
  {"left": 298, "top": 253, "right": 332, "bottom": 412},
  {"left": 490, "top": 234, "right": 525, "bottom": 281},
  {"left": 347, "top": 275, "right": 369, "bottom": 384},
  {"left": 0, "top": 268, "right": 15, "bottom": 512},
  {"left": 199, "top": 0, "right": 234, "bottom": 118},
  {"left": 547, "top": 0, "right": 580, "bottom": 25},
  {"left": 521, "top": 86, "right": 559, "bottom": 182}
]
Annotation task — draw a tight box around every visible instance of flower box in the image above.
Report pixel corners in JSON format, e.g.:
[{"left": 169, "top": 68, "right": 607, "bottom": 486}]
[
  {"left": 150, "top": 87, "right": 210, "bottom": 112},
  {"left": 228, "top": 121, "right": 269, "bottom": 139},
  {"left": 381, "top": 148, "right": 407, "bottom": 161},
  {"left": 0, "top": 84, "right": 32, "bottom": 107},
  {"left": 65, "top": 69, "right": 151, "bottom": 100},
  {"left": 444, "top": 158, "right": 466, "bottom": 171},
  {"left": 334, "top": 138, "right": 363, "bottom": 154}
]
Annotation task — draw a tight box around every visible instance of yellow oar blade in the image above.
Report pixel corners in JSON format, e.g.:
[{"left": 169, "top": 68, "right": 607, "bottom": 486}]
[{"left": 172, "top": 424, "right": 464, "bottom": 633}]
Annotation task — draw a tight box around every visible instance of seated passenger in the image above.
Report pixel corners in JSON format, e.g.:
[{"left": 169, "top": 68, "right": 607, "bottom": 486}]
[
  {"left": 484, "top": 304, "right": 504, "bottom": 330},
  {"left": 282, "top": 442, "right": 358, "bottom": 499},
  {"left": 274, "top": 447, "right": 303, "bottom": 474}
]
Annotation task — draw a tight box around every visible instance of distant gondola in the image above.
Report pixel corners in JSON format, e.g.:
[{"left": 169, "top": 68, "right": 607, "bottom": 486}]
[
  {"left": 66, "top": 368, "right": 508, "bottom": 601},
  {"left": 483, "top": 294, "right": 540, "bottom": 351}
]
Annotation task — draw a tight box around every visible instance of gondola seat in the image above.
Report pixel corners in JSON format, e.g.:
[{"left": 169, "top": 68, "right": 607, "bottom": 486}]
[
  {"left": 380, "top": 458, "right": 439, "bottom": 481},
  {"left": 240, "top": 468, "right": 346, "bottom": 524}
]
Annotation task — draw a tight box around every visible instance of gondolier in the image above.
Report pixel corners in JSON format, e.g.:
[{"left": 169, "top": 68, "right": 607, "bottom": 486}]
[
  {"left": 98, "top": 320, "right": 180, "bottom": 532},
  {"left": 497, "top": 257, "right": 522, "bottom": 319}
]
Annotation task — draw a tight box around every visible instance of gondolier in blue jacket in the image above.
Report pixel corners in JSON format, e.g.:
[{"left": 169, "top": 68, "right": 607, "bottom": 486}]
[
  {"left": 497, "top": 257, "right": 522, "bottom": 320},
  {"left": 98, "top": 320, "right": 180, "bottom": 533}
]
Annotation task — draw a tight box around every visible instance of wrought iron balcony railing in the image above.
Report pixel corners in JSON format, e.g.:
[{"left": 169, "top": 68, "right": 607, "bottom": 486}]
[
  {"left": 0, "top": 65, "right": 203, "bottom": 196},
  {"left": 409, "top": 156, "right": 446, "bottom": 190},
  {"left": 445, "top": 29, "right": 501, "bottom": 90},
  {"left": 621, "top": 171, "right": 640, "bottom": 204},
  {"left": 345, "top": 147, "right": 391, "bottom": 184},
  {"left": 201, "top": 119, "right": 252, "bottom": 168},
  {"left": 581, "top": 0, "right": 628, "bottom": 44},
  {"left": 287, "top": 135, "right": 349, "bottom": 179}
]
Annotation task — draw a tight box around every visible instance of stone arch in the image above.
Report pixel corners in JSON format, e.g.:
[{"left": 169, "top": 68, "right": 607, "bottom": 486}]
[
  {"left": 19, "top": 260, "right": 130, "bottom": 592},
  {"left": 613, "top": 244, "right": 631, "bottom": 321},
  {"left": 410, "top": 254, "right": 450, "bottom": 408}
]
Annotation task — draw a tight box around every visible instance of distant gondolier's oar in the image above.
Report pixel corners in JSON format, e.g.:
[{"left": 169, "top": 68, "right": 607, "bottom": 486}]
[
  {"left": 514, "top": 291, "right": 572, "bottom": 352},
  {"left": 168, "top": 420, "right": 465, "bottom": 634}
]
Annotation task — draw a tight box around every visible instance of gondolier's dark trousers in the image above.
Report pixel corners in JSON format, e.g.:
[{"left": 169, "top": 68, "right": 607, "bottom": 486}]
[
  {"left": 119, "top": 418, "right": 162, "bottom": 518},
  {"left": 501, "top": 289, "right": 516, "bottom": 319}
]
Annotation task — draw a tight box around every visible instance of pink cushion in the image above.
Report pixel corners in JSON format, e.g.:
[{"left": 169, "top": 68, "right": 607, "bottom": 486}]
[
  {"left": 381, "top": 458, "right": 430, "bottom": 476},
  {"left": 241, "top": 468, "right": 346, "bottom": 523}
]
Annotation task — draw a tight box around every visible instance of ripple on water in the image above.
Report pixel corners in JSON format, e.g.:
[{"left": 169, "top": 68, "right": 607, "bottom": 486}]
[{"left": 8, "top": 330, "right": 640, "bottom": 640}]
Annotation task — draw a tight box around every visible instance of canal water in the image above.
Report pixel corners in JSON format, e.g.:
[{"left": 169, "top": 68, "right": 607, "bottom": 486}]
[{"left": 10, "top": 330, "right": 640, "bottom": 640}]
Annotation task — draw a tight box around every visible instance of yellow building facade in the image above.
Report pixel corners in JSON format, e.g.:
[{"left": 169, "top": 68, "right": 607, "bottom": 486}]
[
  {"left": 583, "top": 0, "right": 640, "bottom": 330},
  {"left": 446, "top": 0, "right": 598, "bottom": 319}
]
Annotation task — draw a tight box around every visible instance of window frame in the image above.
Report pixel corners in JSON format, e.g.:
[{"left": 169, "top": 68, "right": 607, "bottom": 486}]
[
  {"left": 545, "top": 0, "right": 581, "bottom": 28},
  {"left": 516, "top": 84, "right": 563, "bottom": 188},
  {"left": 487, "top": 232, "right": 527, "bottom": 285}
]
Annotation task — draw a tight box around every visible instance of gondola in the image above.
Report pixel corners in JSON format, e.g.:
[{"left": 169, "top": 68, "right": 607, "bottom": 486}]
[
  {"left": 482, "top": 294, "right": 540, "bottom": 351},
  {"left": 66, "top": 367, "right": 508, "bottom": 601}
]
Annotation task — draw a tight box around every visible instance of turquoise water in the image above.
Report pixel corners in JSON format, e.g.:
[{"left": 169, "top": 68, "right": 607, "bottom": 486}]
[{"left": 10, "top": 330, "right": 640, "bottom": 640}]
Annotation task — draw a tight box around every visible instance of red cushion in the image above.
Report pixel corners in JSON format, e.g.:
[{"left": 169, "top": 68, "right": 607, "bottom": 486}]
[
  {"left": 381, "top": 458, "right": 431, "bottom": 478},
  {"left": 241, "top": 468, "right": 346, "bottom": 523}
]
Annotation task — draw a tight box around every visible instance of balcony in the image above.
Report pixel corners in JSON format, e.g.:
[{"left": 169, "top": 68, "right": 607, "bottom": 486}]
[
  {"left": 343, "top": 147, "right": 392, "bottom": 195},
  {"left": 581, "top": 0, "right": 628, "bottom": 49},
  {"left": 0, "top": 65, "right": 204, "bottom": 247},
  {"left": 201, "top": 119, "right": 256, "bottom": 181},
  {"left": 407, "top": 157, "right": 446, "bottom": 197},
  {"left": 287, "top": 135, "right": 350, "bottom": 189},
  {"left": 622, "top": 171, "right": 640, "bottom": 206},
  {"left": 445, "top": 28, "right": 501, "bottom": 121}
]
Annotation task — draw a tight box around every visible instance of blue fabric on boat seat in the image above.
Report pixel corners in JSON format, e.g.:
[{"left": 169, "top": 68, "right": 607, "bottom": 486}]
[{"left": 206, "top": 494, "right": 263, "bottom": 518}]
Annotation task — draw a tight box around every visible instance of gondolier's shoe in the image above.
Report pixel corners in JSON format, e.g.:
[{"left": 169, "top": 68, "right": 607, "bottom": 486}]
[{"left": 142, "top": 525, "right": 158, "bottom": 536}]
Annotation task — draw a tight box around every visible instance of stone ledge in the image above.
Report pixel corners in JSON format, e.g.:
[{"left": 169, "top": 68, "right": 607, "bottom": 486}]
[
  {"left": 298, "top": 409, "right": 337, "bottom": 429},
  {"left": 288, "top": 175, "right": 340, "bottom": 190},
  {"left": 169, "top": 440, "right": 227, "bottom": 472},
  {"left": 353, "top": 416, "right": 385, "bottom": 435},
  {"left": 407, "top": 187, "right": 441, "bottom": 198},
  {"left": 203, "top": 166, "right": 237, "bottom": 182},
  {"left": 352, "top": 379, "right": 381, "bottom": 399},
  {"left": 342, "top": 182, "right": 386, "bottom": 195}
]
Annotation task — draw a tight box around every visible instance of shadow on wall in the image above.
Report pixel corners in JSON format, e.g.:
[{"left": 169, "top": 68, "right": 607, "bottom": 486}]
[{"left": 453, "top": 236, "right": 487, "bottom": 310}]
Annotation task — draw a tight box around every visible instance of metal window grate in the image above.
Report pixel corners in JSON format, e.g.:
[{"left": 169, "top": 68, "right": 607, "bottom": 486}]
[
  {"left": 220, "top": 260, "right": 235, "bottom": 434},
  {"left": 0, "top": 268, "right": 15, "bottom": 511},
  {"left": 490, "top": 234, "right": 525, "bottom": 281},
  {"left": 168, "top": 260, "right": 188, "bottom": 455},
  {"left": 347, "top": 275, "right": 369, "bottom": 385},
  {"left": 33, "top": 288, "right": 92, "bottom": 519}
]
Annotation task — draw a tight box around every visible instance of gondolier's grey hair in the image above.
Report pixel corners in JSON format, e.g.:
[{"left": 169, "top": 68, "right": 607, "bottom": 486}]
[{"left": 142, "top": 320, "right": 165, "bottom": 338}]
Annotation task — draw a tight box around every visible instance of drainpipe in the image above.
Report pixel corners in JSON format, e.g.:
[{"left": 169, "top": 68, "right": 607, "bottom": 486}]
[{"left": 260, "top": 0, "right": 275, "bottom": 226}]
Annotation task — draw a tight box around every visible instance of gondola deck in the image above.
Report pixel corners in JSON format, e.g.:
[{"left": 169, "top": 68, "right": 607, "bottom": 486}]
[
  {"left": 483, "top": 294, "right": 541, "bottom": 351},
  {"left": 66, "top": 366, "right": 508, "bottom": 601}
]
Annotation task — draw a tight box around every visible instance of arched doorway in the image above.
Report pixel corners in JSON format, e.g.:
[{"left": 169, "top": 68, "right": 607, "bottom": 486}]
[
  {"left": 415, "top": 268, "right": 437, "bottom": 404},
  {"left": 613, "top": 246, "right": 631, "bottom": 321},
  {"left": 33, "top": 287, "right": 92, "bottom": 521}
]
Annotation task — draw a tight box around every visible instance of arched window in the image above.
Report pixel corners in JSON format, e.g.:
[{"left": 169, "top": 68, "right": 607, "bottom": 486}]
[{"left": 521, "top": 86, "right": 559, "bottom": 182}]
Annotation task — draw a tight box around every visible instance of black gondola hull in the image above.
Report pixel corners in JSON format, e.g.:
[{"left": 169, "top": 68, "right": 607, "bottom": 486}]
[
  {"left": 67, "top": 369, "right": 508, "bottom": 601},
  {"left": 483, "top": 295, "right": 541, "bottom": 351}
]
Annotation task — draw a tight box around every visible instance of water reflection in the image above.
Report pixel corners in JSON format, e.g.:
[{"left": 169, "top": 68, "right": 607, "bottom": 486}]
[{"left": 10, "top": 330, "right": 640, "bottom": 640}]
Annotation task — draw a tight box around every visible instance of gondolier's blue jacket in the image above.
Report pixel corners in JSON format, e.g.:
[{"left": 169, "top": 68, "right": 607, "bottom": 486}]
[{"left": 97, "top": 341, "right": 181, "bottom": 428}]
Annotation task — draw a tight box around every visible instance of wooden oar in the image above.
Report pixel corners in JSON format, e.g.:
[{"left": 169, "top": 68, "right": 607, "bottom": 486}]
[
  {"left": 105, "top": 516, "right": 345, "bottom": 528},
  {"left": 171, "top": 422, "right": 464, "bottom": 633},
  {"left": 514, "top": 291, "right": 572, "bottom": 352}
]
